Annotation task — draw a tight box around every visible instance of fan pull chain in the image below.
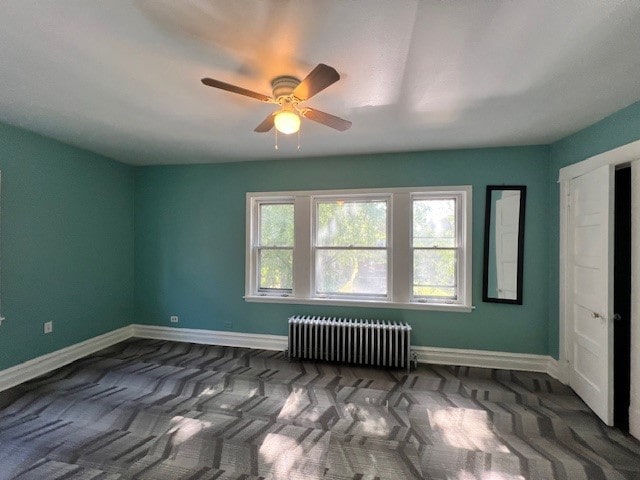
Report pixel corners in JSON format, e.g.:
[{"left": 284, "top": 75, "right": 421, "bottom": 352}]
[{"left": 273, "top": 126, "right": 301, "bottom": 150}]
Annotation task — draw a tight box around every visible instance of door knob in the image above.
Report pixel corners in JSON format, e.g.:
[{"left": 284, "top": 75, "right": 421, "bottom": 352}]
[{"left": 613, "top": 313, "right": 622, "bottom": 322}]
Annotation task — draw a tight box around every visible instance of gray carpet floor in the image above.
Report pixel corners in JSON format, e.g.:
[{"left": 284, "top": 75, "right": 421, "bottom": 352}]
[{"left": 0, "top": 338, "right": 639, "bottom": 479}]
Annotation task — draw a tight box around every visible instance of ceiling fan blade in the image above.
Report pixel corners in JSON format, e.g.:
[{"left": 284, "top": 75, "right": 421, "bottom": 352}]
[
  {"left": 301, "top": 108, "right": 352, "bottom": 131},
  {"left": 201, "top": 78, "right": 272, "bottom": 103},
  {"left": 292, "top": 64, "right": 340, "bottom": 101},
  {"left": 254, "top": 113, "right": 275, "bottom": 133}
]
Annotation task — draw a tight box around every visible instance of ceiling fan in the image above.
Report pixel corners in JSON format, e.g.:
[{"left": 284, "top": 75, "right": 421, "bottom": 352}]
[{"left": 201, "top": 63, "right": 352, "bottom": 135}]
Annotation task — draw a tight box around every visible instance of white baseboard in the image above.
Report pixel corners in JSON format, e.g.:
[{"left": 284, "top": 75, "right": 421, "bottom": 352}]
[
  {"left": 0, "top": 325, "right": 134, "bottom": 393},
  {"left": 133, "top": 325, "right": 563, "bottom": 380},
  {"left": 630, "top": 404, "right": 640, "bottom": 441},
  {"left": 131, "top": 324, "right": 288, "bottom": 351},
  {"left": 545, "top": 357, "right": 569, "bottom": 383},
  {"left": 412, "top": 344, "right": 559, "bottom": 378},
  {"left": 0, "top": 323, "right": 564, "bottom": 393}
]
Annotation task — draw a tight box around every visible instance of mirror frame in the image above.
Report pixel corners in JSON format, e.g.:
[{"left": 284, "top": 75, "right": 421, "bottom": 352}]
[{"left": 482, "top": 185, "right": 526, "bottom": 305}]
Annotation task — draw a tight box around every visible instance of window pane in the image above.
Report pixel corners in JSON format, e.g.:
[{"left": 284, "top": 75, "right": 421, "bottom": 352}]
[
  {"left": 260, "top": 203, "right": 294, "bottom": 246},
  {"left": 413, "top": 249, "right": 457, "bottom": 299},
  {"left": 316, "top": 249, "right": 387, "bottom": 295},
  {"left": 316, "top": 200, "right": 387, "bottom": 247},
  {"left": 259, "top": 249, "right": 293, "bottom": 290},
  {"left": 413, "top": 199, "right": 456, "bottom": 248}
]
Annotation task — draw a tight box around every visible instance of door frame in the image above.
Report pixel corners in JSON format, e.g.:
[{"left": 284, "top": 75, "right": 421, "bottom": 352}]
[{"left": 558, "top": 139, "right": 640, "bottom": 437}]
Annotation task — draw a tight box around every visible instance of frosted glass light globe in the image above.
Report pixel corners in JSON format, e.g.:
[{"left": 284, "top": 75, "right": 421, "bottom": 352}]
[{"left": 274, "top": 111, "right": 301, "bottom": 134}]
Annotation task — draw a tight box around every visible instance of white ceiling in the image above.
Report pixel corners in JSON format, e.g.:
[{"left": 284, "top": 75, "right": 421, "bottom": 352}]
[{"left": 1, "top": 1, "right": 640, "bottom": 166}]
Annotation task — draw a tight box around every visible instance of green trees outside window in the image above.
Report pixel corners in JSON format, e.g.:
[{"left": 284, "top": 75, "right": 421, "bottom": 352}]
[
  {"left": 315, "top": 200, "right": 388, "bottom": 296},
  {"left": 258, "top": 203, "right": 294, "bottom": 291},
  {"left": 412, "top": 198, "right": 457, "bottom": 299}
]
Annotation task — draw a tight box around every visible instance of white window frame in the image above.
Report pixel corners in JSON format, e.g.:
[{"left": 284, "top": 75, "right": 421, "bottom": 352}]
[
  {"left": 312, "top": 194, "right": 391, "bottom": 301},
  {"left": 252, "top": 198, "right": 295, "bottom": 295},
  {"left": 410, "top": 192, "right": 465, "bottom": 304},
  {"left": 245, "top": 186, "right": 473, "bottom": 312}
]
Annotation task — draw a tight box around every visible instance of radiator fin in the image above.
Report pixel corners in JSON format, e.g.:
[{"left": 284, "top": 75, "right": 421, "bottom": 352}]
[{"left": 288, "top": 316, "right": 412, "bottom": 371}]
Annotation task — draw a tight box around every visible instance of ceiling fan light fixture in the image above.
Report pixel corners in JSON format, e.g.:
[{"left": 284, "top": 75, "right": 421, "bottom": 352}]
[
  {"left": 202, "top": 64, "right": 351, "bottom": 136},
  {"left": 274, "top": 110, "right": 300, "bottom": 135}
]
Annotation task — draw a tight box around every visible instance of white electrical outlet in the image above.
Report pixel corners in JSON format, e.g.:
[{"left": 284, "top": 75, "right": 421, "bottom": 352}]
[
  {"left": 170, "top": 316, "right": 178, "bottom": 323},
  {"left": 44, "top": 321, "right": 53, "bottom": 334}
]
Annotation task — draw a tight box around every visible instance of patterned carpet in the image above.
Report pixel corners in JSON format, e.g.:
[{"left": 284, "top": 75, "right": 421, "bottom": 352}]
[{"left": 0, "top": 338, "right": 639, "bottom": 479}]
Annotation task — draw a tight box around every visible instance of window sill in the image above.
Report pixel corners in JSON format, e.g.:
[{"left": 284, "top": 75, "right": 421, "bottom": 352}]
[{"left": 244, "top": 295, "right": 475, "bottom": 313}]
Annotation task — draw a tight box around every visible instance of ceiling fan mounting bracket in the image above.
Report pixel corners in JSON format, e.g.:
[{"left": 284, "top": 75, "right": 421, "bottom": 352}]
[{"left": 271, "top": 75, "right": 301, "bottom": 104}]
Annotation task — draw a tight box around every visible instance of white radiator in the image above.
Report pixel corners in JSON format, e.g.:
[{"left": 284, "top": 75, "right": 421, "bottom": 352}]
[{"left": 287, "top": 315, "right": 413, "bottom": 371}]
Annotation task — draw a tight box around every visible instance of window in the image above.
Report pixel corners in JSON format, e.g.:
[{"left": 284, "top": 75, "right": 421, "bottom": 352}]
[
  {"left": 314, "top": 197, "right": 389, "bottom": 298},
  {"left": 412, "top": 196, "right": 458, "bottom": 302},
  {"left": 246, "top": 186, "right": 472, "bottom": 312},
  {"left": 253, "top": 201, "right": 294, "bottom": 294}
]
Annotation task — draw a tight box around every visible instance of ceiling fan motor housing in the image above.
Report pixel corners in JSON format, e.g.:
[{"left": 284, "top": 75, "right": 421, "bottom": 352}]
[{"left": 271, "top": 76, "right": 301, "bottom": 102}]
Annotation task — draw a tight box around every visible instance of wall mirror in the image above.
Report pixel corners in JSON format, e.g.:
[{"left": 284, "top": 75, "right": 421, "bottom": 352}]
[{"left": 482, "top": 185, "right": 526, "bottom": 304}]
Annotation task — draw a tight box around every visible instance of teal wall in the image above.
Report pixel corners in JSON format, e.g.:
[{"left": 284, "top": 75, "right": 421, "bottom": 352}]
[
  {"left": 0, "top": 122, "right": 135, "bottom": 370},
  {"left": 135, "top": 146, "right": 551, "bottom": 355},
  {"left": 4, "top": 98, "right": 638, "bottom": 369},
  {"left": 548, "top": 100, "right": 640, "bottom": 358}
]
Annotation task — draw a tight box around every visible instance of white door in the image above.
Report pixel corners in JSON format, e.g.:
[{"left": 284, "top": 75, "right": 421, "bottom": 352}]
[
  {"left": 567, "top": 164, "right": 614, "bottom": 424},
  {"left": 495, "top": 191, "right": 521, "bottom": 299}
]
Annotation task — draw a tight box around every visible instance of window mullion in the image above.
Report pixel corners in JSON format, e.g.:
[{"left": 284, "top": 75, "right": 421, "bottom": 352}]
[
  {"left": 393, "top": 192, "right": 411, "bottom": 303},
  {"left": 293, "top": 195, "right": 311, "bottom": 297}
]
